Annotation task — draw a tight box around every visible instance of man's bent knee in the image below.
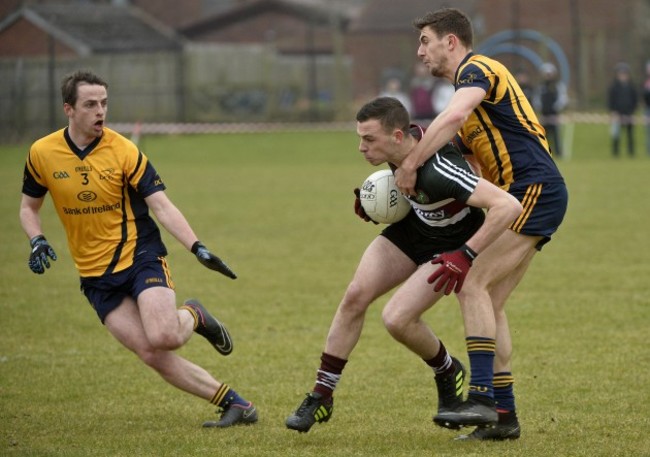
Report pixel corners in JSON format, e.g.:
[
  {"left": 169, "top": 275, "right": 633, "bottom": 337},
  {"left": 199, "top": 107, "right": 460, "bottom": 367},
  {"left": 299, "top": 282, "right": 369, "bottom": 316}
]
[
  {"left": 381, "top": 306, "right": 409, "bottom": 340},
  {"left": 339, "top": 281, "right": 375, "bottom": 316},
  {"left": 136, "top": 348, "right": 174, "bottom": 375},
  {"left": 147, "top": 330, "right": 184, "bottom": 351}
]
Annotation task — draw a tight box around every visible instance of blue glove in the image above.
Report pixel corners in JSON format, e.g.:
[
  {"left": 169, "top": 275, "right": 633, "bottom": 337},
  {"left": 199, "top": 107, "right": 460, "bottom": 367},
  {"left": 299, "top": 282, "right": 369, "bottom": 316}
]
[
  {"left": 29, "top": 235, "right": 57, "bottom": 274},
  {"left": 191, "top": 241, "right": 237, "bottom": 279}
]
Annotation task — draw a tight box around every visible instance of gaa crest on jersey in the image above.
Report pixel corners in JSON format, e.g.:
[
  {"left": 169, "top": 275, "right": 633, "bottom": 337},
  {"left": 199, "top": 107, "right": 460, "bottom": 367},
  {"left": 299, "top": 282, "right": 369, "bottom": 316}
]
[
  {"left": 53, "top": 171, "right": 70, "bottom": 179},
  {"left": 415, "top": 190, "right": 430, "bottom": 204}
]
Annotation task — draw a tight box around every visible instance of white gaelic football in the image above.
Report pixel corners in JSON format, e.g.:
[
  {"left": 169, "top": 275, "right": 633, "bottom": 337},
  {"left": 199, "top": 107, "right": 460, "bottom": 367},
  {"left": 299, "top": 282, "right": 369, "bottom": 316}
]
[{"left": 359, "top": 169, "right": 411, "bottom": 224}]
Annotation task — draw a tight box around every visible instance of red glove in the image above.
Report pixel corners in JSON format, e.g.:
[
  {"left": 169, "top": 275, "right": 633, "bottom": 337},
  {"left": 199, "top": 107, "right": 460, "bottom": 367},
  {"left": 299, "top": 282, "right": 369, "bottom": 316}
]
[
  {"left": 427, "top": 244, "right": 477, "bottom": 295},
  {"left": 353, "top": 188, "right": 378, "bottom": 224}
]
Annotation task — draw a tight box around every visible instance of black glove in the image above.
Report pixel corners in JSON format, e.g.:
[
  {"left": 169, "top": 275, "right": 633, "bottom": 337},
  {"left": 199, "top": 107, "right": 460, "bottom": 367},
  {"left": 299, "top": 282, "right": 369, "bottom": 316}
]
[
  {"left": 28, "top": 235, "right": 57, "bottom": 274},
  {"left": 191, "top": 241, "right": 237, "bottom": 279},
  {"left": 353, "top": 188, "right": 378, "bottom": 224}
]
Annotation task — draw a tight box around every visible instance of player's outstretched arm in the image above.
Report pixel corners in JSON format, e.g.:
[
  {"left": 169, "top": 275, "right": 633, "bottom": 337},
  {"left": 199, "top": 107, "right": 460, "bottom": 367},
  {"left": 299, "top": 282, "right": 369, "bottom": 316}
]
[
  {"left": 145, "top": 191, "right": 237, "bottom": 279},
  {"left": 395, "top": 87, "right": 485, "bottom": 196},
  {"left": 191, "top": 241, "right": 237, "bottom": 279}
]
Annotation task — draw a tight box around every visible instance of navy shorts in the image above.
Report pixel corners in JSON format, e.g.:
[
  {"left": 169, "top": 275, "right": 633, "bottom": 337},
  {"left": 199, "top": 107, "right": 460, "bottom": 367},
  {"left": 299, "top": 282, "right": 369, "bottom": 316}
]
[
  {"left": 509, "top": 181, "right": 568, "bottom": 250},
  {"left": 80, "top": 256, "right": 175, "bottom": 323}
]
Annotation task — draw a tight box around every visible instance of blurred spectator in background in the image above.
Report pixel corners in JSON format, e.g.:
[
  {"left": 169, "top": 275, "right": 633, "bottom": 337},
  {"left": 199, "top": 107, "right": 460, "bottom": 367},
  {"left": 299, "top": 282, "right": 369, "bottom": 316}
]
[
  {"left": 515, "top": 70, "right": 535, "bottom": 103},
  {"left": 607, "top": 62, "right": 638, "bottom": 157},
  {"left": 407, "top": 62, "right": 454, "bottom": 122},
  {"left": 643, "top": 60, "right": 650, "bottom": 156},
  {"left": 410, "top": 62, "right": 435, "bottom": 121},
  {"left": 409, "top": 62, "right": 455, "bottom": 121},
  {"left": 380, "top": 77, "right": 413, "bottom": 117},
  {"left": 431, "top": 78, "right": 455, "bottom": 119},
  {"left": 533, "top": 62, "right": 568, "bottom": 159}
]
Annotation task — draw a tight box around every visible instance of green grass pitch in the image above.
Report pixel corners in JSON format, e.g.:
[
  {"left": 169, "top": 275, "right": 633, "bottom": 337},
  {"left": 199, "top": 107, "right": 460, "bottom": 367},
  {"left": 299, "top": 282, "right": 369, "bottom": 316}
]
[{"left": 1, "top": 123, "right": 649, "bottom": 456}]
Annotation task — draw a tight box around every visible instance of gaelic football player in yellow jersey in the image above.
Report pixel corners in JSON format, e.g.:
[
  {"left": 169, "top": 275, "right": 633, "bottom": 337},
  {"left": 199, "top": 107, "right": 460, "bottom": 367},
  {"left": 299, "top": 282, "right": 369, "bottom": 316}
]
[
  {"left": 20, "top": 70, "right": 257, "bottom": 428},
  {"left": 394, "top": 9, "right": 568, "bottom": 440}
]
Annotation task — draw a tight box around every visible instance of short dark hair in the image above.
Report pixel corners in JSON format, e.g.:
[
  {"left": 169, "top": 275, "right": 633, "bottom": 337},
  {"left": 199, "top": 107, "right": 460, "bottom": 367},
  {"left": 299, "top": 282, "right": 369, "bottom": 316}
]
[
  {"left": 413, "top": 8, "right": 473, "bottom": 48},
  {"left": 356, "top": 97, "right": 410, "bottom": 133},
  {"left": 61, "top": 70, "right": 108, "bottom": 106}
]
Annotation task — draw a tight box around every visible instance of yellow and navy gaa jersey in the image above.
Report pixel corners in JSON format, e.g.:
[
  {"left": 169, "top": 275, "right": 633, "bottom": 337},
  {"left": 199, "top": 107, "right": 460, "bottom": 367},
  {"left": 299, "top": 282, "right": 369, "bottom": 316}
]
[
  {"left": 452, "top": 53, "right": 564, "bottom": 191},
  {"left": 22, "top": 127, "right": 167, "bottom": 277}
]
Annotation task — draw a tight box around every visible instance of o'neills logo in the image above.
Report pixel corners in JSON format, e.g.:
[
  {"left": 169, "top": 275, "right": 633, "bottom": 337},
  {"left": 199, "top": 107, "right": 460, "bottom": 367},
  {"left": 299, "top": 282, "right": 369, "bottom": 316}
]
[
  {"left": 465, "top": 126, "right": 483, "bottom": 144},
  {"left": 458, "top": 72, "right": 477, "bottom": 85},
  {"left": 361, "top": 180, "right": 375, "bottom": 192}
]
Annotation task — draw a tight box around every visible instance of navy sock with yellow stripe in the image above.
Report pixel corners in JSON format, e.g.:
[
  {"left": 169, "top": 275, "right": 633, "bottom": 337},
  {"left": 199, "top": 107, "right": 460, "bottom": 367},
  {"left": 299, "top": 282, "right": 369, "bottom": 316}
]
[
  {"left": 180, "top": 304, "right": 199, "bottom": 330},
  {"left": 494, "top": 371, "right": 516, "bottom": 412},
  {"left": 466, "top": 336, "right": 495, "bottom": 400},
  {"left": 211, "top": 383, "right": 249, "bottom": 409}
]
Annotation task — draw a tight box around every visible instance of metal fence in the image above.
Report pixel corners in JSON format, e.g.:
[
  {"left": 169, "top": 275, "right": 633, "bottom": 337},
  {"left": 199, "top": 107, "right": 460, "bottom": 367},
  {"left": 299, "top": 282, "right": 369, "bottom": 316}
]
[{"left": 0, "top": 43, "right": 353, "bottom": 142}]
